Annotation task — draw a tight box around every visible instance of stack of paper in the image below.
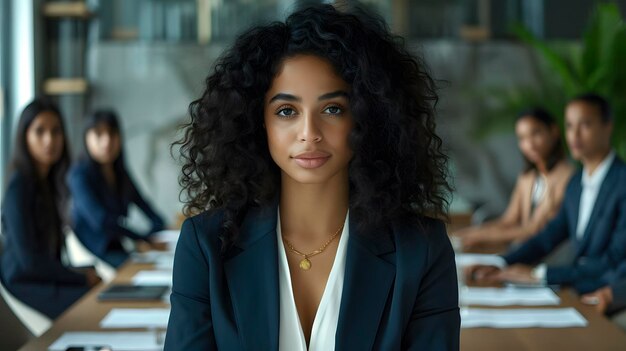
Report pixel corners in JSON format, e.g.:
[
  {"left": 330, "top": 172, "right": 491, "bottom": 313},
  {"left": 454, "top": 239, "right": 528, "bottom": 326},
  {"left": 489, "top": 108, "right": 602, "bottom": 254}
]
[
  {"left": 460, "top": 287, "right": 560, "bottom": 306},
  {"left": 132, "top": 270, "right": 173, "bottom": 287},
  {"left": 455, "top": 253, "right": 507, "bottom": 268},
  {"left": 49, "top": 331, "right": 165, "bottom": 351},
  {"left": 461, "top": 307, "right": 588, "bottom": 328},
  {"left": 132, "top": 252, "right": 175, "bottom": 269},
  {"left": 100, "top": 308, "right": 171, "bottom": 329}
]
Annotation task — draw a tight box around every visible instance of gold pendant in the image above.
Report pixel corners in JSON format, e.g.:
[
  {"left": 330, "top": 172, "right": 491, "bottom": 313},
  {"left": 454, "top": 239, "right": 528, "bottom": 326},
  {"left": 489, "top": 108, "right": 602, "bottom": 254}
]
[{"left": 299, "top": 258, "right": 312, "bottom": 270}]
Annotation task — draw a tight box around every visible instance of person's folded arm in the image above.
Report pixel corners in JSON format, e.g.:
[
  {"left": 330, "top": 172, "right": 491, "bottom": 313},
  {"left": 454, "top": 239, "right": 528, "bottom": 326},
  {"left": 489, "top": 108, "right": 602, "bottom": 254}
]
[
  {"left": 69, "top": 170, "right": 127, "bottom": 236},
  {"left": 546, "top": 196, "right": 626, "bottom": 287},
  {"left": 69, "top": 169, "right": 147, "bottom": 241},
  {"left": 503, "top": 201, "right": 569, "bottom": 266},
  {"left": 126, "top": 174, "right": 165, "bottom": 235}
]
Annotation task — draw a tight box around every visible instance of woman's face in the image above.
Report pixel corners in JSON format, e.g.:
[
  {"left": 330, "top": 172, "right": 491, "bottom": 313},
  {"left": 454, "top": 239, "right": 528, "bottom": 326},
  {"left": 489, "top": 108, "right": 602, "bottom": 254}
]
[
  {"left": 85, "top": 122, "right": 121, "bottom": 165},
  {"left": 26, "top": 111, "right": 65, "bottom": 170},
  {"left": 264, "top": 54, "right": 353, "bottom": 185},
  {"left": 515, "top": 116, "right": 558, "bottom": 165}
]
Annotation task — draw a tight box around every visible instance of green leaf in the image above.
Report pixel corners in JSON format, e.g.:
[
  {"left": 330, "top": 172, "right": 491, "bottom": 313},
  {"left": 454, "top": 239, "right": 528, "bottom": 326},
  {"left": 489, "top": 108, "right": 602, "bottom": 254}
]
[
  {"left": 512, "top": 24, "right": 580, "bottom": 96},
  {"left": 581, "top": 3, "right": 623, "bottom": 81}
]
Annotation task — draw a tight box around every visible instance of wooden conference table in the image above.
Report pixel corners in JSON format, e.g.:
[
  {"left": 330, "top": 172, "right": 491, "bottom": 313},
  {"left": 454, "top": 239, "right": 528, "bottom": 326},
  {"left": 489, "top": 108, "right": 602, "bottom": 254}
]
[
  {"left": 19, "top": 260, "right": 626, "bottom": 350},
  {"left": 19, "top": 215, "right": 626, "bottom": 350}
]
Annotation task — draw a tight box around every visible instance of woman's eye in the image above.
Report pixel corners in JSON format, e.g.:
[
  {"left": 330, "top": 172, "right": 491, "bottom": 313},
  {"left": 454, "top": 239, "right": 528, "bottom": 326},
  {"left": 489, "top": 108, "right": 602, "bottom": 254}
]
[
  {"left": 277, "top": 108, "right": 296, "bottom": 118},
  {"left": 324, "top": 106, "right": 342, "bottom": 115}
]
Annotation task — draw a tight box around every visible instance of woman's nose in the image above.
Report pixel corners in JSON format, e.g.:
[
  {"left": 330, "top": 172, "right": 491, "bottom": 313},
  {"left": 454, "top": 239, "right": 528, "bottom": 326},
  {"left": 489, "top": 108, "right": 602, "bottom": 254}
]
[{"left": 298, "top": 113, "right": 322, "bottom": 143}]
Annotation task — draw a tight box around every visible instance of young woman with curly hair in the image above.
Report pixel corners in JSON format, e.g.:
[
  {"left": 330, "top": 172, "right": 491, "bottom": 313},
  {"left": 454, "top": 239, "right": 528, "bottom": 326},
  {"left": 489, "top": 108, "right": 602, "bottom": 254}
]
[{"left": 165, "top": 5, "right": 459, "bottom": 350}]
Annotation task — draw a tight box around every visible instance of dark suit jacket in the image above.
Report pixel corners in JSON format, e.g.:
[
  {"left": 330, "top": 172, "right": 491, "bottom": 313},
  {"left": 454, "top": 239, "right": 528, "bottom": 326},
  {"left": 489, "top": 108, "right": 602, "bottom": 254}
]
[
  {"left": 608, "top": 262, "right": 626, "bottom": 312},
  {"left": 0, "top": 172, "right": 89, "bottom": 319},
  {"left": 612, "top": 279, "right": 626, "bottom": 311},
  {"left": 67, "top": 160, "right": 165, "bottom": 263},
  {"left": 504, "top": 156, "right": 626, "bottom": 293},
  {"left": 164, "top": 205, "right": 460, "bottom": 350}
]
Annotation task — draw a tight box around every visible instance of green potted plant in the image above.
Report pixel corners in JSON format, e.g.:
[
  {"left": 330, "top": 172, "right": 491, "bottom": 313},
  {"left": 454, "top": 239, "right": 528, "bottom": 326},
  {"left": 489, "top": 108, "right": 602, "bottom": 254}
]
[{"left": 475, "top": 2, "right": 626, "bottom": 159}]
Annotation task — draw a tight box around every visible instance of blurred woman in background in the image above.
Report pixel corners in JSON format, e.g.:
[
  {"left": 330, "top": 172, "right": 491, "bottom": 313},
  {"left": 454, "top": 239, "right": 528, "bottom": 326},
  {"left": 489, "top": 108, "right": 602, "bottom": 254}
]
[
  {"left": 0, "top": 98, "right": 99, "bottom": 319},
  {"left": 455, "top": 108, "right": 574, "bottom": 250},
  {"left": 68, "top": 110, "right": 165, "bottom": 268}
]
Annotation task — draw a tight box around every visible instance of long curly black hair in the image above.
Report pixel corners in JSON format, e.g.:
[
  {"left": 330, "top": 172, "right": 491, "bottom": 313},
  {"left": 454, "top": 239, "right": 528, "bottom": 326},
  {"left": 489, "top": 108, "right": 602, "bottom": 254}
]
[{"left": 176, "top": 4, "right": 451, "bottom": 248}]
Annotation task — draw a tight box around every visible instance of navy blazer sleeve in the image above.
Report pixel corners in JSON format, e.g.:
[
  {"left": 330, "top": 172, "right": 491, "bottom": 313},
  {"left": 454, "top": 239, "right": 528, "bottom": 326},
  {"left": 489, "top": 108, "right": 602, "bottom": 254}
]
[
  {"left": 612, "top": 279, "right": 626, "bottom": 310},
  {"left": 503, "top": 199, "right": 570, "bottom": 265},
  {"left": 546, "top": 187, "right": 626, "bottom": 286},
  {"left": 68, "top": 167, "right": 144, "bottom": 241},
  {"left": 127, "top": 174, "right": 165, "bottom": 235},
  {"left": 2, "top": 176, "right": 87, "bottom": 285},
  {"left": 402, "top": 220, "right": 460, "bottom": 351},
  {"left": 164, "top": 217, "right": 217, "bottom": 350}
]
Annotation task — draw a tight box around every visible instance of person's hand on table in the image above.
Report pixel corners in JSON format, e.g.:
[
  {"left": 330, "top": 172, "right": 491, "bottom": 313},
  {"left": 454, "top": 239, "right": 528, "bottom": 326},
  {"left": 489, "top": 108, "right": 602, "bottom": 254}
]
[
  {"left": 461, "top": 231, "right": 487, "bottom": 251},
  {"left": 148, "top": 240, "right": 169, "bottom": 251},
  {"left": 581, "top": 286, "right": 613, "bottom": 314},
  {"left": 71, "top": 266, "right": 102, "bottom": 287},
  {"left": 495, "top": 264, "right": 538, "bottom": 284},
  {"left": 465, "top": 264, "right": 502, "bottom": 283},
  {"left": 84, "top": 268, "right": 102, "bottom": 287},
  {"left": 135, "top": 240, "right": 153, "bottom": 253},
  {"left": 135, "top": 239, "right": 169, "bottom": 252}
]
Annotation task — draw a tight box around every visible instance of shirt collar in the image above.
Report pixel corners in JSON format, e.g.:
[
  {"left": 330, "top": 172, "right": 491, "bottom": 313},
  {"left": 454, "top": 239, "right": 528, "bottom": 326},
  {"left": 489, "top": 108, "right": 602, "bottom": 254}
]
[{"left": 582, "top": 150, "right": 615, "bottom": 188}]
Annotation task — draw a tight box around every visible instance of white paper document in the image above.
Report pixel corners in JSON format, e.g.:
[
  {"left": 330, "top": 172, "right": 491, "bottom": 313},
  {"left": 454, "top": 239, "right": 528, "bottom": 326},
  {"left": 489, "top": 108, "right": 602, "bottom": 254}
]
[
  {"left": 132, "top": 252, "right": 175, "bottom": 269},
  {"left": 100, "top": 308, "right": 171, "bottom": 329},
  {"left": 460, "top": 287, "right": 560, "bottom": 306},
  {"left": 455, "top": 253, "right": 507, "bottom": 268},
  {"left": 461, "top": 307, "right": 588, "bottom": 328},
  {"left": 49, "top": 331, "right": 164, "bottom": 351},
  {"left": 132, "top": 270, "right": 173, "bottom": 287}
]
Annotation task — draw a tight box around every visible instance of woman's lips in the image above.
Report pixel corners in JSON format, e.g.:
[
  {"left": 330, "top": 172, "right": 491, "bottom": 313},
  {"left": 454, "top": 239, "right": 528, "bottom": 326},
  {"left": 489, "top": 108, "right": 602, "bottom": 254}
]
[{"left": 293, "top": 152, "right": 331, "bottom": 169}]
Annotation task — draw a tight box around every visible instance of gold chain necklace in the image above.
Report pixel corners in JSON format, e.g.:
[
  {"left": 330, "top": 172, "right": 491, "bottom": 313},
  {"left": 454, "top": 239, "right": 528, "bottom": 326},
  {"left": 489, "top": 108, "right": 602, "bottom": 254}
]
[{"left": 282, "top": 223, "right": 344, "bottom": 271}]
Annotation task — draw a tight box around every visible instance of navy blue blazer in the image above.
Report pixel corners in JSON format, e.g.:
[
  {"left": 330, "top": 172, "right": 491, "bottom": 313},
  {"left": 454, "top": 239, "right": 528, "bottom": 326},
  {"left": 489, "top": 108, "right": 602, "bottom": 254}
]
[
  {"left": 504, "top": 156, "right": 626, "bottom": 293},
  {"left": 612, "top": 279, "right": 626, "bottom": 312},
  {"left": 164, "top": 204, "right": 460, "bottom": 350},
  {"left": 0, "top": 172, "right": 90, "bottom": 319},
  {"left": 608, "top": 262, "right": 626, "bottom": 312},
  {"left": 67, "top": 160, "right": 165, "bottom": 264}
]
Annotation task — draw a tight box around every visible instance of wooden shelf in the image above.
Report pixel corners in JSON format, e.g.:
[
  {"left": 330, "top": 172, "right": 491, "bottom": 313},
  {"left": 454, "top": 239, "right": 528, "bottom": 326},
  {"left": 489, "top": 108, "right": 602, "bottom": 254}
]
[
  {"left": 460, "top": 25, "right": 491, "bottom": 42},
  {"left": 43, "top": 2, "right": 92, "bottom": 19},
  {"left": 110, "top": 28, "right": 139, "bottom": 41},
  {"left": 43, "top": 78, "right": 88, "bottom": 95}
]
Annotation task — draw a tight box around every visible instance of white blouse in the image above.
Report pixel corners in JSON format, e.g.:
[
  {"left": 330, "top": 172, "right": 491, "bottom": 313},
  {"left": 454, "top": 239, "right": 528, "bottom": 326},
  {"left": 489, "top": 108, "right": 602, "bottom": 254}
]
[{"left": 277, "top": 210, "right": 350, "bottom": 351}]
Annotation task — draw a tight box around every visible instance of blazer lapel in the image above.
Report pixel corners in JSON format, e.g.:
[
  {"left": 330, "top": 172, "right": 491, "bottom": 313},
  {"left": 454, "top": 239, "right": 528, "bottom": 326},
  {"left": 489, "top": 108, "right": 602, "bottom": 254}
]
[
  {"left": 569, "top": 173, "right": 583, "bottom": 248},
  {"left": 223, "top": 204, "right": 280, "bottom": 351},
  {"left": 577, "top": 160, "right": 619, "bottom": 254},
  {"left": 335, "top": 216, "right": 396, "bottom": 350}
]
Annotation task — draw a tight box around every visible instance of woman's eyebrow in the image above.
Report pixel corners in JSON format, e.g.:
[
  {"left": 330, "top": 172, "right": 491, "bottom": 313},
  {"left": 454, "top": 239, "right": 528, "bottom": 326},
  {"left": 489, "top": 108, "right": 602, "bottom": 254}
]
[
  {"left": 269, "top": 90, "right": 350, "bottom": 104},
  {"left": 269, "top": 93, "right": 301, "bottom": 103},
  {"left": 318, "top": 90, "right": 349, "bottom": 101}
]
